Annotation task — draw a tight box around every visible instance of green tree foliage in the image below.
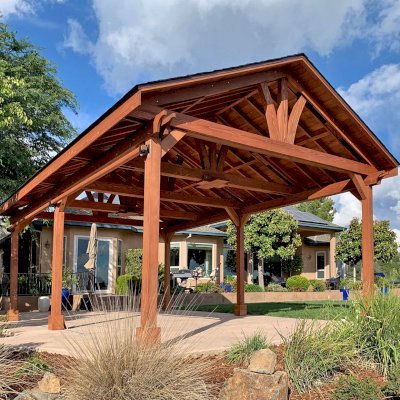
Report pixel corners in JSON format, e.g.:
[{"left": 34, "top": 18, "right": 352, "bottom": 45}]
[
  {"left": 227, "top": 209, "right": 302, "bottom": 261},
  {"left": 336, "top": 218, "right": 398, "bottom": 266},
  {"left": 297, "top": 197, "right": 336, "bottom": 222},
  {"left": 0, "top": 21, "right": 77, "bottom": 201}
]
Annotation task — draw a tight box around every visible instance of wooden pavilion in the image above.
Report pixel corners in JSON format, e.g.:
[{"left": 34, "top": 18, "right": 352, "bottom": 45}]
[{"left": 0, "top": 54, "right": 398, "bottom": 341}]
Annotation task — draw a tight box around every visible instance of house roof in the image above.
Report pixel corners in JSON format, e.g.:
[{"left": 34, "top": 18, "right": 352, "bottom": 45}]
[
  {"left": 1, "top": 53, "right": 397, "bottom": 234},
  {"left": 211, "top": 206, "right": 343, "bottom": 233},
  {"left": 284, "top": 206, "right": 343, "bottom": 232},
  {"left": 304, "top": 234, "right": 332, "bottom": 245},
  {"left": 34, "top": 220, "right": 227, "bottom": 237}
]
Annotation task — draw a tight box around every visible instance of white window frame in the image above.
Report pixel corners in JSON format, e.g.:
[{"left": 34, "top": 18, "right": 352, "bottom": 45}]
[{"left": 316, "top": 251, "right": 326, "bottom": 280}]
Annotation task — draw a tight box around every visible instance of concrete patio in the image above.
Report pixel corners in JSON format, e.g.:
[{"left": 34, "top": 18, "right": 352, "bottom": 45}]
[{"left": 1, "top": 310, "right": 301, "bottom": 356}]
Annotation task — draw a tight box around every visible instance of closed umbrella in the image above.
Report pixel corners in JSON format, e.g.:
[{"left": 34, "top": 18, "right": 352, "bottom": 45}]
[{"left": 84, "top": 223, "right": 98, "bottom": 292}]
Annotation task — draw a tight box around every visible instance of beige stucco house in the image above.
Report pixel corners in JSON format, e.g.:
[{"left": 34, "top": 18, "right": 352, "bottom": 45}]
[{"left": 0, "top": 206, "right": 343, "bottom": 295}]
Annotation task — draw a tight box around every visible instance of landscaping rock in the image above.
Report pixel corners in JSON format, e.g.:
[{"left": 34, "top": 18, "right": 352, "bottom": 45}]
[
  {"left": 37, "top": 373, "right": 61, "bottom": 394},
  {"left": 219, "top": 368, "right": 288, "bottom": 400},
  {"left": 248, "top": 349, "right": 277, "bottom": 374}
]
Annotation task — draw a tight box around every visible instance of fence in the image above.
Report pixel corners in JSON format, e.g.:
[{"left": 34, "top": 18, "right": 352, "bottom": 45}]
[
  {"left": 1, "top": 273, "right": 52, "bottom": 296},
  {"left": 0, "top": 271, "right": 96, "bottom": 296}
]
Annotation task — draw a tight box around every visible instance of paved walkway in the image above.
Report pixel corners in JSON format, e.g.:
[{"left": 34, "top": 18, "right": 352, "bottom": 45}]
[{"left": 1, "top": 310, "right": 301, "bottom": 356}]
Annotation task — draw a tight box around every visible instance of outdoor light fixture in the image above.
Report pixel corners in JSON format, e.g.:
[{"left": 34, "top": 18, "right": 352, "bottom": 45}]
[
  {"left": 139, "top": 144, "right": 149, "bottom": 157},
  {"left": 44, "top": 240, "right": 51, "bottom": 250}
]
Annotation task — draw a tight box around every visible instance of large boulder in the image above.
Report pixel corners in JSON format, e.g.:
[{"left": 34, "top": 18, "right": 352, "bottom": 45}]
[
  {"left": 248, "top": 349, "right": 277, "bottom": 375},
  {"left": 37, "top": 372, "right": 61, "bottom": 394},
  {"left": 219, "top": 369, "right": 288, "bottom": 400},
  {"left": 219, "top": 349, "right": 288, "bottom": 400}
]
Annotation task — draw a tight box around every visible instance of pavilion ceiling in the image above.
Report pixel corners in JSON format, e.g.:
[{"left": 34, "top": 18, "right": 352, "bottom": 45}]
[{"left": 1, "top": 54, "right": 397, "bottom": 232}]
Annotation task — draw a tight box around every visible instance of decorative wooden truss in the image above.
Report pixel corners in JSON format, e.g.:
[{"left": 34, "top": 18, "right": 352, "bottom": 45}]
[{"left": 1, "top": 54, "right": 398, "bottom": 338}]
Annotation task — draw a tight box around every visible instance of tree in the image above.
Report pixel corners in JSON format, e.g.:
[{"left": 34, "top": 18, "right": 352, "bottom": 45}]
[
  {"left": 227, "top": 209, "right": 302, "bottom": 288},
  {"left": 297, "top": 198, "right": 336, "bottom": 222},
  {"left": 336, "top": 218, "right": 398, "bottom": 268},
  {"left": 0, "top": 21, "right": 77, "bottom": 201}
]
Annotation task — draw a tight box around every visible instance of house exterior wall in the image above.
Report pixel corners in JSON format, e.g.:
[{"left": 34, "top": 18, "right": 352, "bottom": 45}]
[
  {"left": 38, "top": 225, "right": 224, "bottom": 293},
  {"left": 300, "top": 243, "right": 333, "bottom": 280}
]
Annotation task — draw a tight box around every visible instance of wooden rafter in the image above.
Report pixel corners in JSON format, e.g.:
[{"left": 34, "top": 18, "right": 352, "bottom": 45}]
[{"left": 86, "top": 182, "right": 242, "bottom": 208}]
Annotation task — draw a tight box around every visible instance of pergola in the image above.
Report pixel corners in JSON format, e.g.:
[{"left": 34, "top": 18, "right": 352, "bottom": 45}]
[{"left": 1, "top": 54, "right": 398, "bottom": 340}]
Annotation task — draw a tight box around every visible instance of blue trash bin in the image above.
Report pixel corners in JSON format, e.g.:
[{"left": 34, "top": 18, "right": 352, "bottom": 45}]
[
  {"left": 62, "top": 288, "right": 70, "bottom": 307},
  {"left": 381, "top": 287, "right": 389, "bottom": 295},
  {"left": 340, "top": 288, "right": 350, "bottom": 301}
]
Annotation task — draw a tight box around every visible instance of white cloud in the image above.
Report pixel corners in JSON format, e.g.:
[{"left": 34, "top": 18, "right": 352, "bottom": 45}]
[
  {"left": 338, "top": 63, "right": 400, "bottom": 151},
  {"left": 332, "top": 174, "right": 400, "bottom": 231},
  {"left": 366, "top": 0, "right": 400, "bottom": 54},
  {"left": 63, "top": 0, "right": 366, "bottom": 95},
  {"left": 0, "top": 0, "right": 34, "bottom": 18}
]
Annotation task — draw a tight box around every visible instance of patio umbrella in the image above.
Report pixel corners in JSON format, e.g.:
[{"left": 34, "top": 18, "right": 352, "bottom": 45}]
[{"left": 84, "top": 223, "right": 98, "bottom": 291}]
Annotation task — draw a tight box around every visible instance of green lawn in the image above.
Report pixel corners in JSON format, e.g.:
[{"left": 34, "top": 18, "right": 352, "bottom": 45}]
[{"left": 195, "top": 301, "right": 348, "bottom": 320}]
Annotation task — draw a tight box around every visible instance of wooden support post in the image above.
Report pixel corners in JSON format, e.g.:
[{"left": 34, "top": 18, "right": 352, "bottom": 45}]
[
  {"left": 48, "top": 204, "right": 66, "bottom": 330},
  {"left": 137, "top": 138, "right": 162, "bottom": 343},
  {"left": 232, "top": 213, "right": 250, "bottom": 316},
  {"left": 7, "top": 230, "right": 20, "bottom": 322},
  {"left": 329, "top": 234, "right": 336, "bottom": 279},
  {"left": 162, "top": 232, "right": 173, "bottom": 311},
  {"left": 362, "top": 185, "right": 374, "bottom": 297}
]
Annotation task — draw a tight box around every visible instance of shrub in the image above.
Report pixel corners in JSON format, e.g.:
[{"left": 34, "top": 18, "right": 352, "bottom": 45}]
[
  {"left": 339, "top": 278, "right": 362, "bottom": 290},
  {"left": 244, "top": 283, "right": 263, "bottom": 292},
  {"left": 281, "top": 320, "right": 358, "bottom": 393},
  {"left": 226, "top": 331, "right": 269, "bottom": 366},
  {"left": 125, "top": 249, "right": 143, "bottom": 280},
  {"left": 309, "top": 279, "right": 326, "bottom": 292},
  {"left": 196, "top": 281, "right": 221, "bottom": 293},
  {"left": 115, "top": 274, "right": 135, "bottom": 295},
  {"left": 331, "top": 375, "right": 382, "bottom": 400},
  {"left": 265, "top": 283, "right": 288, "bottom": 292},
  {"left": 342, "top": 292, "right": 400, "bottom": 377},
  {"left": 63, "top": 296, "right": 218, "bottom": 400},
  {"left": 286, "top": 276, "right": 310, "bottom": 292},
  {"left": 281, "top": 255, "right": 303, "bottom": 275}
]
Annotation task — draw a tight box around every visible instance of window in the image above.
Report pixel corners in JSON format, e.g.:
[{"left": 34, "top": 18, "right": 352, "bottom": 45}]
[
  {"left": 316, "top": 251, "right": 326, "bottom": 279},
  {"left": 187, "top": 243, "right": 213, "bottom": 277},
  {"left": 117, "top": 240, "right": 123, "bottom": 277},
  {"left": 170, "top": 243, "right": 180, "bottom": 268}
]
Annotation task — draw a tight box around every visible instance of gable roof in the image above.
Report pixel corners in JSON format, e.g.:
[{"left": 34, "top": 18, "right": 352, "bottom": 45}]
[{"left": 1, "top": 54, "right": 397, "bottom": 234}]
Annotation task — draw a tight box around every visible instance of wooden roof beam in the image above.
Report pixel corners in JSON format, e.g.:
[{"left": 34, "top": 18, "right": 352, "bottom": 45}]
[
  {"left": 125, "top": 159, "right": 295, "bottom": 194},
  {"left": 157, "top": 108, "right": 378, "bottom": 175},
  {"left": 68, "top": 199, "right": 198, "bottom": 220},
  {"left": 86, "top": 181, "right": 242, "bottom": 209}
]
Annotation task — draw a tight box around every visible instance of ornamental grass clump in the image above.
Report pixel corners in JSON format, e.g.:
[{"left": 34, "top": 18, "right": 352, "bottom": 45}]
[
  {"left": 281, "top": 320, "right": 359, "bottom": 394},
  {"left": 226, "top": 331, "right": 269, "bottom": 366},
  {"left": 62, "top": 294, "right": 218, "bottom": 400},
  {"left": 342, "top": 292, "right": 400, "bottom": 377},
  {"left": 0, "top": 343, "right": 27, "bottom": 397}
]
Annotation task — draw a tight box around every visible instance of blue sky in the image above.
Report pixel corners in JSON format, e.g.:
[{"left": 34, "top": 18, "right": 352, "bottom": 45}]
[{"left": 2, "top": 0, "right": 400, "bottom": 235}]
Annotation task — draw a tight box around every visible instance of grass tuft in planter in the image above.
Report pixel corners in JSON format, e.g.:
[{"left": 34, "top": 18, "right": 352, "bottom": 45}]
[
  {"left": 226, "top": 331, "right": 269, "bottom": 366},
  {"left": 281, "top": 320, "right": 359, "bottom": 394}
]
